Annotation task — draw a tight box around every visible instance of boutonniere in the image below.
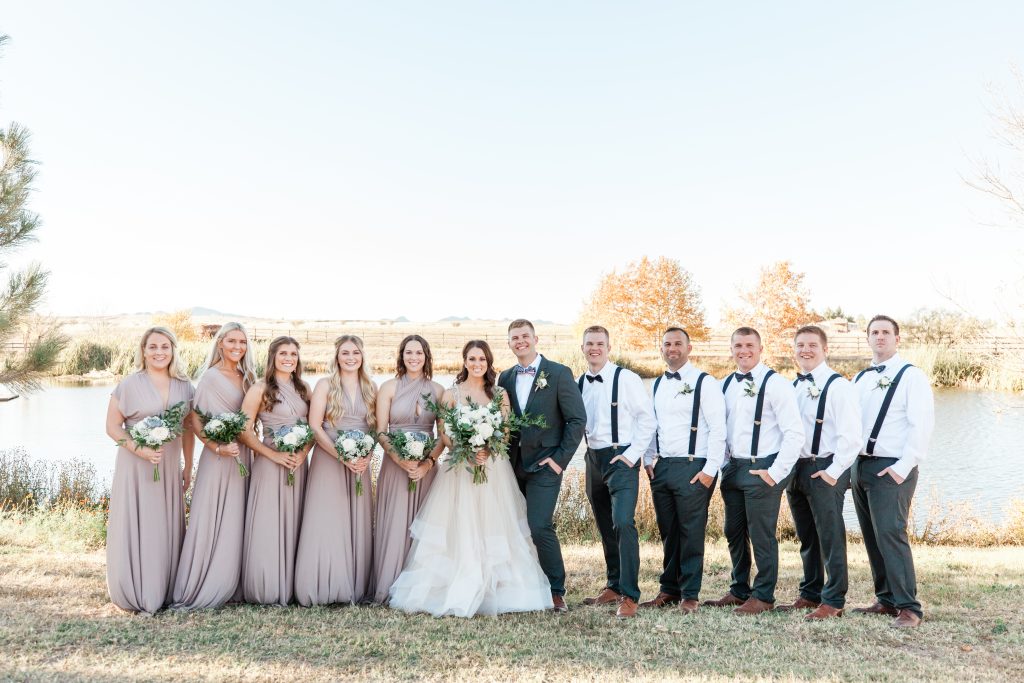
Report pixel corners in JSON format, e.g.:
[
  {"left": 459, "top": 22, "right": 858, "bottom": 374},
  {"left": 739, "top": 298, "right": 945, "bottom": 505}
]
[
  {"left": 534, "top": 370, "right": 549, "bottom": 391},
  {"left": 675, "top": 383, "right": 694, "bottom": 397},
  {"left": 806, "top": 384, "right": 821, "bottom": 399},
  {"left": 875, "top": 376, "right": 892, "bottom": 390},
  {"left": 743, "top": 380, "right": 757, "bottom": 397}
]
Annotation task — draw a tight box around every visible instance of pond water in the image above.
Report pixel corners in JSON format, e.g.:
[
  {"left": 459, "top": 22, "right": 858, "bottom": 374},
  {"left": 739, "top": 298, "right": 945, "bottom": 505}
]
[{"left": 2, "top": 377, "right": 1022, "bottom": 526}]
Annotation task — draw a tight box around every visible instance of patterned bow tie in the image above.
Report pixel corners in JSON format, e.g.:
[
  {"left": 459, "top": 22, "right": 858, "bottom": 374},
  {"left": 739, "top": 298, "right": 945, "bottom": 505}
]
[
  {"left": 734, "top": 372, "right": 754, "bottom": 382},
  {"left": 516, "top": 366, "right": 537, "bottom": 376},
  {"left": 869, "top": 365, "right": 886, "bottom": 373},
  {"left": 586, "top": 374, "right": 603, "bottom": 383},
  {"left": 664, "top": 371, "right": 681, "bottom": 380},
  {"left": 796, "top": 373, "right": 814, "bottom": 382}
]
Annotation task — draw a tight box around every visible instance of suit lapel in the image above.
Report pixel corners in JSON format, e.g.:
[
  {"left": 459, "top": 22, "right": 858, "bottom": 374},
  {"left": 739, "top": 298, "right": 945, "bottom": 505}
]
[{"left": 503, "top": 368, "right": 523, "bottom": 417}]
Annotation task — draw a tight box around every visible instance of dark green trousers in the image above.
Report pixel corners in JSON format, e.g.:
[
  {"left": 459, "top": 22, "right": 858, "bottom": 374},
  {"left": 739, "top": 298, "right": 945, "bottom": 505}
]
[
  {"left": 585, "top": 446, "right": 640, "bottom": 601},
  {"left": 650, "top": 457, "right": 716, "bottom": 600},
  {"left": 786, "top": 456, "right": 851, "bottom": 608},
  {"left": 720, "top": 453, "right": 795, "bottom": 604},
  {"left": 852, "top": 455, "right": 922, "bottom": 618},
  {"left": 516, "top": 466, "right": 565, "bottom": 596}
]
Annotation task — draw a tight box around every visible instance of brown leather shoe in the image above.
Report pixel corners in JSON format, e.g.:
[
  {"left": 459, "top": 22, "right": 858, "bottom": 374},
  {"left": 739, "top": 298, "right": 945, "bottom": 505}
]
[
  {"left": 805, "top": 604, "right": 843, "bottom": 620},
  {"left": 891, "top": 609, "right": 922, "bottom": 628},
  {"left": 852, "top": 602, "right": 899, "bottom": 617},
  {"left": 678, "top": 599, "right": 700, "bottom": 614},
  {"left": 551, "top": 594, "right": 567, "bottom": 613},
  {"left": 615, "top": 597, "right": 638, "bottom": 619},
  {"left": 733, "top": 597, "right": 774, "bottom": 616},
  {"left": 774, "top": 596, "right": 820, "bottom": 612},
  {"left": 583, "top": 587, "right": 622, "bottom": 606},
  {"left": 702, "top": 592, "right": 746, "bottom": 608},
  {"left": 639, "top": 592, "right": 681, "bottom": 609}
]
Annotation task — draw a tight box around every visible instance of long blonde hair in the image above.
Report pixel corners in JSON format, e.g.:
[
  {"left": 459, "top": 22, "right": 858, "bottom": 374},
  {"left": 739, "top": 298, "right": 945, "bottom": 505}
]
[
  {"left": 326, "top": 335, "right": 377, "bottom": 431},
  {"left": 134, "top": 326, "right": 190, "bottom": 380},
  {"left": 197, "top": 322, "right": 257, "bottom": 390}
]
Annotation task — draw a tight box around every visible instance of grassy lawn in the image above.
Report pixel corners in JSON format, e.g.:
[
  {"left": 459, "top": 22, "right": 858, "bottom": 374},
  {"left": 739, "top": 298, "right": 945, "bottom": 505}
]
[{"left": 1, "top": 524, "right": 1022, "bottom": 683}]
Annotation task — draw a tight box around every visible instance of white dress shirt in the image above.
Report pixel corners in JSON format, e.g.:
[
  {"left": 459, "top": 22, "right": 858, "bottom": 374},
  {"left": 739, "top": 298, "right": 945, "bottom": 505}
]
[
  {"left": 644, "top": 361, "right": 727, "bottom": 477},
  {"left": 514, "top": 353, "right": 543, "bottom": 413},
  {"left": 723, "top": 362, "right": 804, "bottom": 484},
  {"left": 580, "top": 362, "right": 657, "bottom": 466},
  {"left": 792, "top": 361, "right": 862, "bottom": 481},
  {"left": 853, "top": 353, "right": 935, "bottom": 480}
]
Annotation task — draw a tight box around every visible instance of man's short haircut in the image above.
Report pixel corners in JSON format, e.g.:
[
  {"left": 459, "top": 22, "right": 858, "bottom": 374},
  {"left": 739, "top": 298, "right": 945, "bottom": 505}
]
[
  {"left": 795, "top": 325, "right": 828, "bottom": 346},
  {"left": 507, "top": 318, "right": 535, "bottom": 335},
  {"left": 731, "top": 326, "right": 762, "bottom": 344},
  {"left": 867, "top": 314, "right": 900, "bottom": 336},
  {"left": 583, "top": 325, "right": 610, "bottom": 341},
  {"left": 663, "top": 326, "right": 691, "bottom": 343}
]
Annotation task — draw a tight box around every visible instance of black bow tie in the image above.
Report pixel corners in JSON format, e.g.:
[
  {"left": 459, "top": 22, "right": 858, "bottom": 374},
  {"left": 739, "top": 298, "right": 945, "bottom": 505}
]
[
  {"left": 664, "top": 371, "right": 681, "bottom": 381},
  {"left": 734, "top": 372, "right": 753, "bottom": 382},
  {"left": 869, "top": 365, "right": 886, "bottom": 373},
  {"left": 586, "top": 374, "right": 603, "bottom": 383},
  {"left": 796, "top": 373, "right": 814, "bottom": 382}
]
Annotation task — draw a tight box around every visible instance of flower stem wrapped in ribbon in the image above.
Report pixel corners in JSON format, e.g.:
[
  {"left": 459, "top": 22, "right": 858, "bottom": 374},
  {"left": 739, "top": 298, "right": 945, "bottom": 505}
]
[
  {"left": 384, "top": 430, "right": 436, "bottom": 492},
  {"left": 333, "top": 429, "right": 376, "bottom": 496},
  {"left": 120, "top": 401, "right": 188, "bottom": 482},
  {"left": 196, "top": 409, "right": 250, "bottom": 477},
  {"left": 425, "top": 389, "right": 546, "bottom": 485},
  {"left": 272, "top": 419, "right": 314, "bottom": 486}
]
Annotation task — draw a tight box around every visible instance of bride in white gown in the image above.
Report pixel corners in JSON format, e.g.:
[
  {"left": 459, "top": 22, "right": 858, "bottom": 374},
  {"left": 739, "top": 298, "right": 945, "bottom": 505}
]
[{"left": 388, "top": 340, "right": 554, "bottom": 617}]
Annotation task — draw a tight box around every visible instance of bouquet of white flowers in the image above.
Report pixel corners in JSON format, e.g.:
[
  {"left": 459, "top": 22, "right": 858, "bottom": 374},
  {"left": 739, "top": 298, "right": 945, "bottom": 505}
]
[
  {"left": 426, "top": 389, "right": 546, "bottom": 484},
  {"left": 334, "top": 429, "right": 376, "bottom": 496},
  {"left": 272, "top": 420, "right": 314, "bottom": 486},
  {"left": 197, "top": 409, "right": 250, "bottom": 477},
  {"left": 384, "top": 430, "right": 436, "bottom": 492},
  {"left": 121, "top": 401, "right": 188, "bottom": 482}
]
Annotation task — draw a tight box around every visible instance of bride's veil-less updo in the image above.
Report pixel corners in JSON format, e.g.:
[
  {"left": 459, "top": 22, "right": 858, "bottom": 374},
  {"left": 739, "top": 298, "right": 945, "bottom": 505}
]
[{"left": 455, "top": 340, "right": 497, "bottom": 399}]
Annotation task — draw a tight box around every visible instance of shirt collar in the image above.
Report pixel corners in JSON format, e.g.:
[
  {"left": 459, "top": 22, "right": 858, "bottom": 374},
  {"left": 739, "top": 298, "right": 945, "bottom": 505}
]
[
  {"left": 808, "top": 361, "right": 831, "bottom": 383},
  {"left": 594, "top": 361, "right": 615, "bottom": 378},
  {"left": 749, "top": 362, "right": 770, "bottom": 381},
  {"left": 526, "top": 354, "right": 543, "bottom": 371},
  {"left": 873, "top": 353, "right": 903, "bottom": 371},
  {"left": 665, "top": 361, "right": 693, "bottom": 379}
]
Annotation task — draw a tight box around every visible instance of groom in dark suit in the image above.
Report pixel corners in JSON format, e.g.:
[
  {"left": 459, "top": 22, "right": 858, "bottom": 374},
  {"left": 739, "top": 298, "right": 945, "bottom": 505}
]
[{"left": 499, "top": 318, "right": 587, "bottom": 613}]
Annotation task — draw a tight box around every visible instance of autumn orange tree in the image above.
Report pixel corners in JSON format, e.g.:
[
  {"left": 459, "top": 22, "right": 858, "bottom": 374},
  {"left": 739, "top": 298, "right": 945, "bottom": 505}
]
[
  {"left": 724, "top": 261, "right": 820, "bottom": 360},
  {"left": 579, "top": 257, "right": 709, "bottom": 351}
]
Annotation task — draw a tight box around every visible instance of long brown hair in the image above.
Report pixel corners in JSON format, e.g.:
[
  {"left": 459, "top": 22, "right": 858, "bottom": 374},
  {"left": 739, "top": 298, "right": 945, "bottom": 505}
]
[
  {"left": 455, "top": 339, "right": 497, "bottom": 399},
  {"left": 326, "top": 335, "right": 377, "bottom": 431},
  {"left": 395, "top": 334, "right": 433, "bottom": 379},
  {"left": 260, "top": 336, "right": 310, "bottom": 413}
]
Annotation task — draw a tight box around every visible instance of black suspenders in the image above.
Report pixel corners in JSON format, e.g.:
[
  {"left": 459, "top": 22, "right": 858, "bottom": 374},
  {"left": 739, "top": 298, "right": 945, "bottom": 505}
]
[
  {"left": 722, "top": 370, "right": 776, "bottom": 458},
  {"left": 652, "top": 371, "right": 708, "bottom": 458},
  {"left": 793, "top": 373, "right": 841, "bottom": 457},
  {"left": 856, "top": 364, "right": 914, "bottom": 454},
  {"left": 578, "top": 367, "right": 624, "bottom": 449}
]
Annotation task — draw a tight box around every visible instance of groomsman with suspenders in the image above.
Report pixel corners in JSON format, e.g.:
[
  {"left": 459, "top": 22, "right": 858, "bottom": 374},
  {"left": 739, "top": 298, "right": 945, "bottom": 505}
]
[
  {"left": 851, "top": 315, "right": 934, "bottom": 628},
  {"left": 640, "top": 327, "right": 726, "bottom": 614},
  {"left": 775, "top": 325, "right": 861, "bottom": 620},
  {"left": 578, "top": 325, "right": 657, "bottom": 618},
  {"left": 704, "top": 327, "right": 804, "bottom": 615}
]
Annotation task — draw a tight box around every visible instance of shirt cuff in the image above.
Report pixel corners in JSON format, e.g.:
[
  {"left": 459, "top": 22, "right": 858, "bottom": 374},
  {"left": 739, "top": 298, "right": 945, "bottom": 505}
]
[
  {"left": 701, "top": 461, "right": 720, "bottom": 477},
  {"left": 890, "top": 457, "right": 918, "bottom": 481},
  {"left": 824, "top": 462, "right": 848, "bottom": 481},
  {"left": 766, "top": 464, "right": 790, "bottom": 486}
]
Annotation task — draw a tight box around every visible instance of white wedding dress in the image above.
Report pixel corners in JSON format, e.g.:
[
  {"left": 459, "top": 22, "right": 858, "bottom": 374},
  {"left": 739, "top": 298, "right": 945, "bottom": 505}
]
[{"left": 388, "top": 387, "right": 554, "bottom": 617}]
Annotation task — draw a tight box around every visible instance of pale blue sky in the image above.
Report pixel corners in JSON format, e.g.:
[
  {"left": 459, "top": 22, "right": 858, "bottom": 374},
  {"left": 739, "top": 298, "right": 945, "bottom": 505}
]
[{"left": 2, "top": 2, "right": 1022, "bottom": 324}]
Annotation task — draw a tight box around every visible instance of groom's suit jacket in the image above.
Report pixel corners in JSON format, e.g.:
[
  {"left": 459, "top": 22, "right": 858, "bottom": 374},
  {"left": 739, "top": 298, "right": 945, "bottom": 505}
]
[{"left": 499, "top": 356, "right": 586, "bottom": 473}]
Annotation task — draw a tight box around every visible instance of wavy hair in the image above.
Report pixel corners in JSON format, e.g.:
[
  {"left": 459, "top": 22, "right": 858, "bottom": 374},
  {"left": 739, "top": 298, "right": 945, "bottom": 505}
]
[
  {"left": 395, "top": 334, "right": 433, "bottom": 379},
  {"left": 260, "top": 336, "right": 310, "bottom": 413},
  {"left": 134, "top": 326, "right": 190, "bottom": 381},
  {"left": 455, "top": 339, "right": 497, "bottom": 399},
  {"left": 326, "top": 334, "right": 377, "bottom": 431},
  {"left": 197, "top": 322, "right": 257, "bottom": 390}
]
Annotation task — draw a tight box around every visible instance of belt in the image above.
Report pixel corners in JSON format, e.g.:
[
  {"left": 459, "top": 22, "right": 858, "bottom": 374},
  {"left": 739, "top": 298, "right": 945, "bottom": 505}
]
[
  {"left": 588, "top": 444, "right": 630, "bottom": 455},
  {"left": 658, "top": 455, "right": 708, "bottom": 462},
  {"left": 798, "top": 453, "right": 834, "bottom": 462}
]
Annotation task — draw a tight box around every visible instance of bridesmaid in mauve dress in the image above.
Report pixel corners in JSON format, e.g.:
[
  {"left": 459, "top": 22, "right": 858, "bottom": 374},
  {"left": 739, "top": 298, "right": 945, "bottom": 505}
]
[
  {"left": 371, "top": 334, "right": 445, "bottom": 604},
  {"left": 238, "top": 336, "right": 313, "bottom": 606},
  {"left": 295, "top": 334, "right": 377, "bottom": 606},
  {"left": 104, "top": 326, "right": 195, "bottom": 614},
  {"left": 171, "top": 322, "right": 258, "bottom": 609}
]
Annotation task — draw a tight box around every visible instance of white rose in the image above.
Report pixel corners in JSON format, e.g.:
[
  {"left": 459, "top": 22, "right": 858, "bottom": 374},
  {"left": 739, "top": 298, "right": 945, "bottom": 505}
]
[
  {"left": 407, "top": 440, "right": 425, "bottom": 457},
  {"left": 362, "top": 435, "right": 375, "bottom": 447},
  {"left": 470, "top": 434, "right": 485, "bottom": 447},
  {"left": 206, "top": 419, "right": 224, "bottom": 432},
  {"left": 341, "top": 438, "right": 356, "bottom": 452},
  {"left": 150, "top": 426, "right": 170, "bottom": 442},
  {"left": 477, "top": 423, "right": 494, "bottom": 440},
  {"left": 283, "top": 432, "right": 299, "bottom": 446}
]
